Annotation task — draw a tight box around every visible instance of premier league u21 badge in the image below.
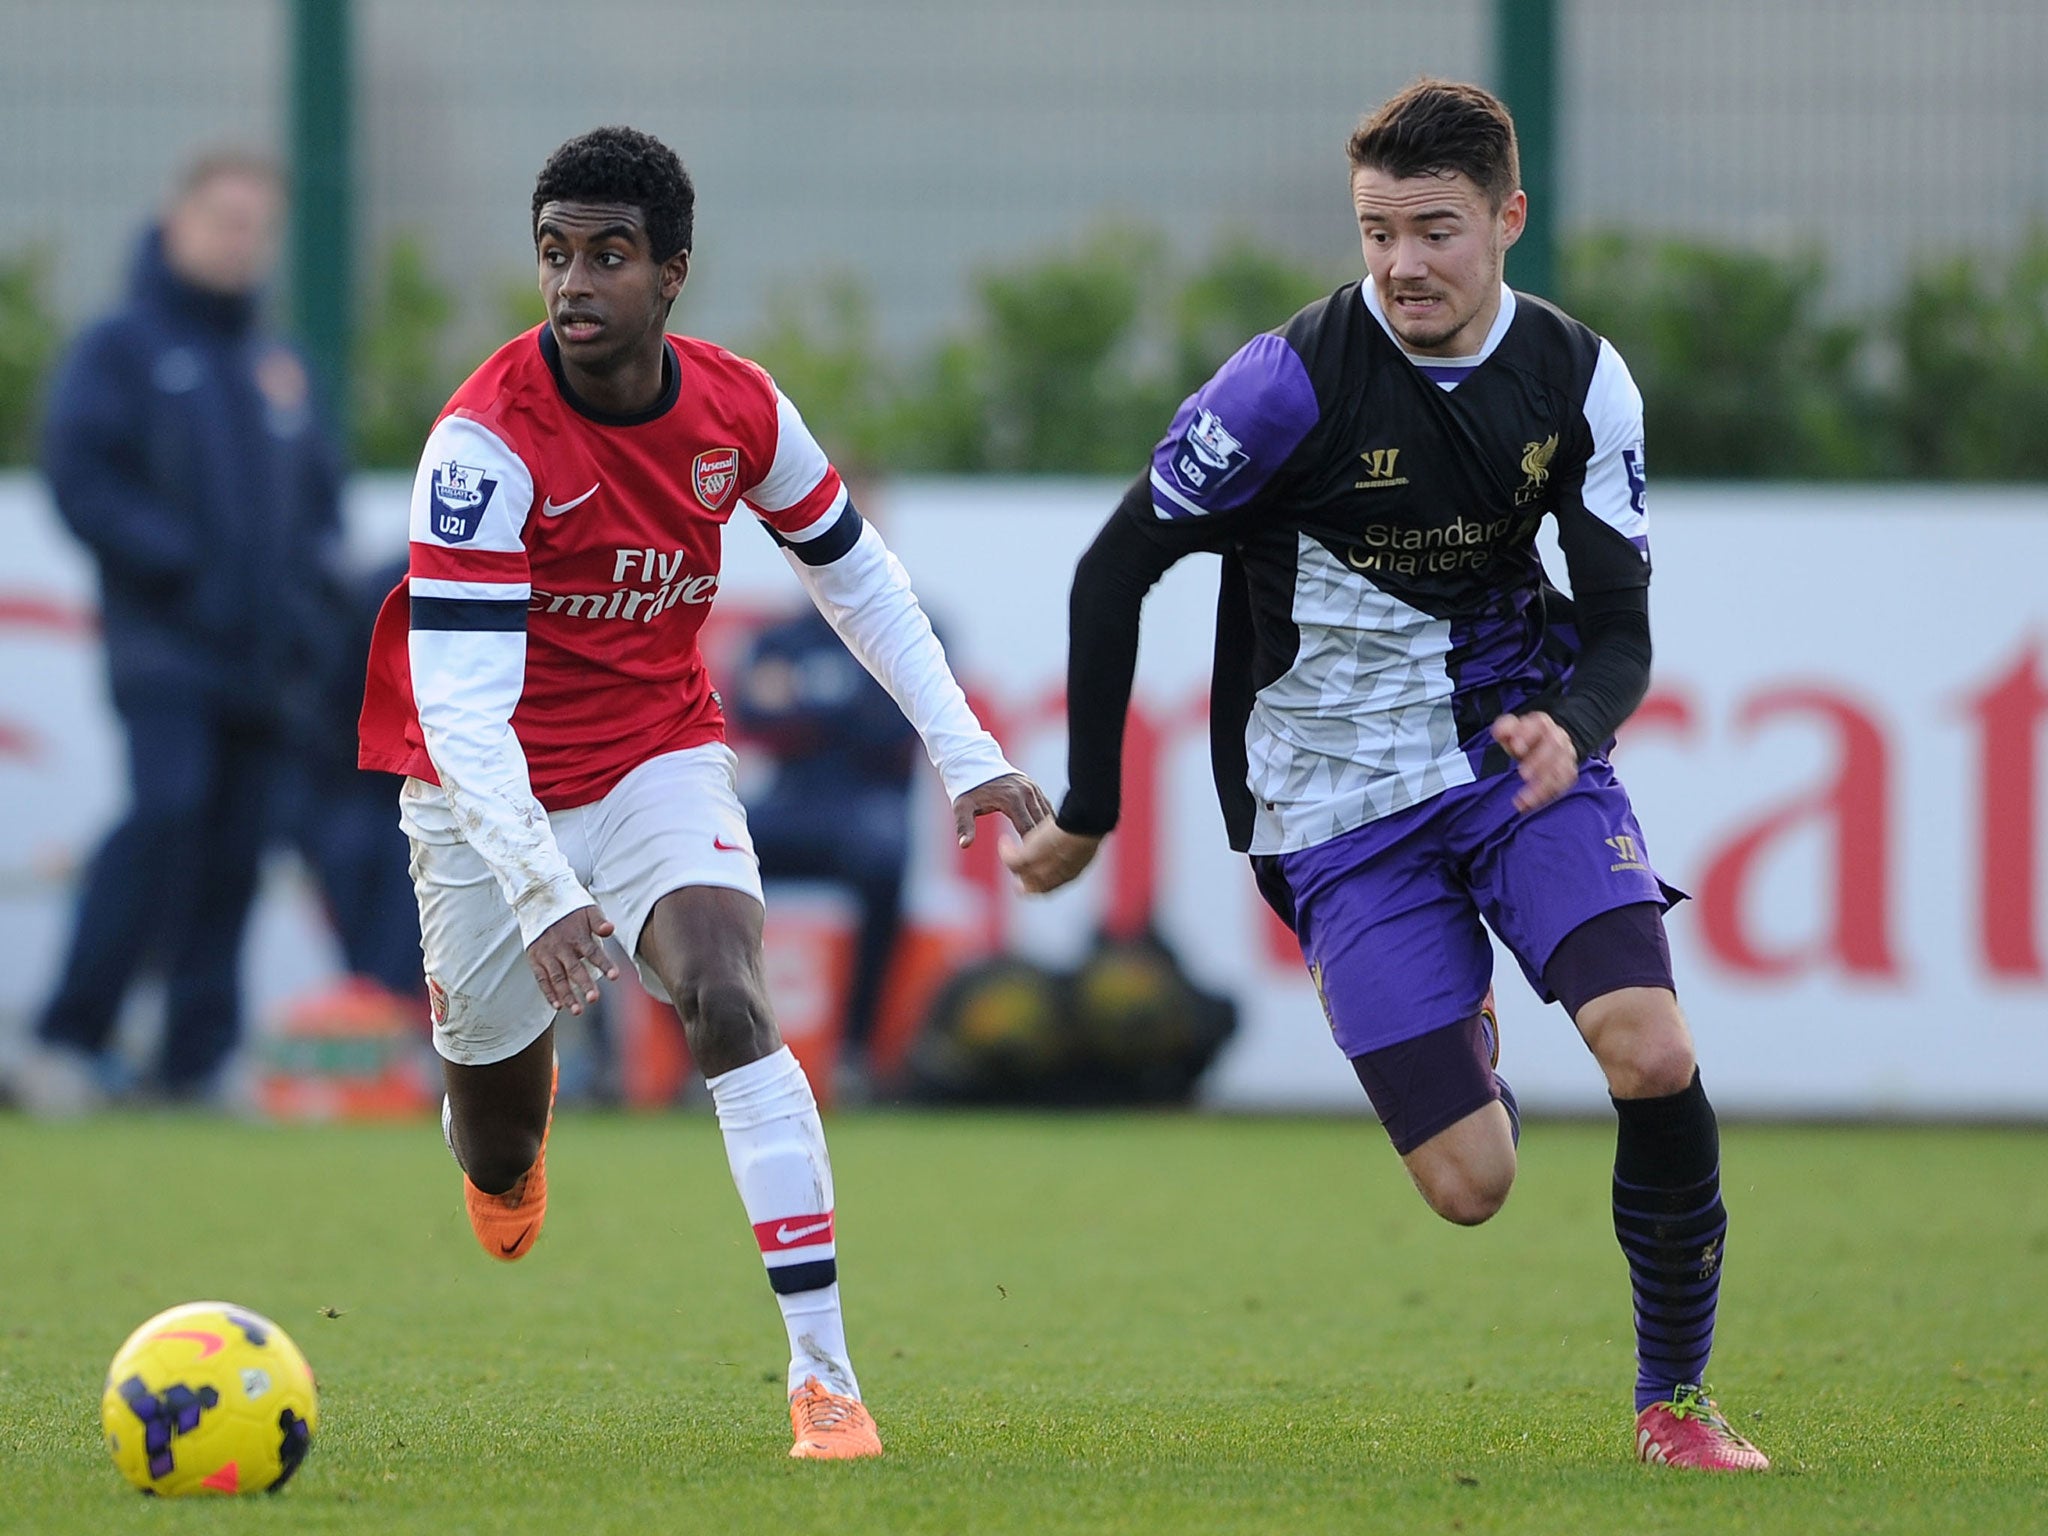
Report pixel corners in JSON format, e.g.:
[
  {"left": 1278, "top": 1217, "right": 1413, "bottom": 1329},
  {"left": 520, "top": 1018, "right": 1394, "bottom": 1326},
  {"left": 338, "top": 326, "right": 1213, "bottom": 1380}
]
[{"left": 428, "top": 461, "right": 497, "bottom": 543}]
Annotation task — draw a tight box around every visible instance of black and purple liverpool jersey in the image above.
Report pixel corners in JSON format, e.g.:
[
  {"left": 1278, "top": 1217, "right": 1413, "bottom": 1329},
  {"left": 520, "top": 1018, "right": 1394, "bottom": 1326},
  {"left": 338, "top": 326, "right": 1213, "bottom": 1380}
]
[{"left": 1140, "top": 279, "right": 1649, "bottom": 855}]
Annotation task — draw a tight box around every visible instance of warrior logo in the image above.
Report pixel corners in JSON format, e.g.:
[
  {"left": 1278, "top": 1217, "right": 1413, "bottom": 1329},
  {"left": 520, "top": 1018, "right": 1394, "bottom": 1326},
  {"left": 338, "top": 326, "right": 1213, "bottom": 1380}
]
[
  {"left": 1353, "top": 446, "right": 1408, "bottom": 489},
  {"left": 1605, "top": 833, "right": 1649, "bottom": 873},
  {"left": 693, "top": 447, "right": 740, "bottom": 511}
]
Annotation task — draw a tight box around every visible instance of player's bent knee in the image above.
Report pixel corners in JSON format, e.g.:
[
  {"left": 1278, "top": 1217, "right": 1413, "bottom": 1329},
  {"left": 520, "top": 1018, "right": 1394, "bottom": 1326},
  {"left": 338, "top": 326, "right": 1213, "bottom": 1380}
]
[
  {"left": 1608, "top": 1035, "right": 1697, "bottom": 1100},
  {"left": 679, "top": 973, "right": 778, "bottom": 1073},
  {"left": 1415, "top": 1158, "right": 1515, "bottom": 1226},
  {"left": 1401, "top": 1100, "right": 1518, "bottom": 1226},
  {"left": 1590, "top": 1009, "right": 1696, "bottom": 1099}
]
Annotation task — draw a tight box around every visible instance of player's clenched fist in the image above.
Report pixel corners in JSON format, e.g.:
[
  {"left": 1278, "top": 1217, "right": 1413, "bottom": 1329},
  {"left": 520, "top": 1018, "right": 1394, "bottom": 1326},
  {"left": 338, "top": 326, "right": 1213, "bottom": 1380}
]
[
  {"left": 1490, "top": 710, "right": 1579, "bottom": 814},
  {"left": 1002, "top": 820, "right": 1103, "bottom": 894},
  {"left": 526, "top": 904, "right": 621, "bottom": 1015}
]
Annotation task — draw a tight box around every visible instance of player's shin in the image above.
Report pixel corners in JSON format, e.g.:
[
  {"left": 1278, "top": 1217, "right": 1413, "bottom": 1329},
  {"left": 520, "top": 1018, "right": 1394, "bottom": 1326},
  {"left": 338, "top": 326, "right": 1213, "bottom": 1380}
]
[
  {"left": 707, "top": 1047, "right": 860, "bottom": 1399},
  {"left": 1612, "top": 1069, "right": 1725, "bottom": 1410}
]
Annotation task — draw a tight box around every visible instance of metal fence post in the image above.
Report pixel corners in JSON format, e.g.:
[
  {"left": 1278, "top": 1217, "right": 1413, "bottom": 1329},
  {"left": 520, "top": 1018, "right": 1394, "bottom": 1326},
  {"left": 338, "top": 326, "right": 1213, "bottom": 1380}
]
[
  {"left": 290, "top": 0, "right": 353, "bottom": 440},
  {"left": 1494, "top": 0, "right": 1558, "bottom": 299}
]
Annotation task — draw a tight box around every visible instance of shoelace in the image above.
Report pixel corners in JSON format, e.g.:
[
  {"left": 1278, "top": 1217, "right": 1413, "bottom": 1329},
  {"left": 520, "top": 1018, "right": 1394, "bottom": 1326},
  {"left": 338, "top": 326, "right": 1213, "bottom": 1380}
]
[
  {"left": 796, "top": 1390, "right": 858, "bottom": 1433},
  {"left": 1662, "top": 1384, "right": 1731, "bottom": 1430}
]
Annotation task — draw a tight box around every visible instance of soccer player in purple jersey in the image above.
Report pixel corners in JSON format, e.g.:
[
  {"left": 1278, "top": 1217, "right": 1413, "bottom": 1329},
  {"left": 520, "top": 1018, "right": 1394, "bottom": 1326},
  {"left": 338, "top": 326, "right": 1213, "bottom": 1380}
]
[{"left": 1005, "top": 79, "right": 1768, "bottom": 1471}]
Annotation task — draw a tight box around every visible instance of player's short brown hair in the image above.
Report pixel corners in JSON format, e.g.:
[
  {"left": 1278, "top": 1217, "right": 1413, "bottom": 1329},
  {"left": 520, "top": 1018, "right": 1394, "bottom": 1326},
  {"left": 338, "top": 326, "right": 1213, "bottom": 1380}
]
[{"left": 1346, "top": 79, "right": 1520, "bottom": 209}]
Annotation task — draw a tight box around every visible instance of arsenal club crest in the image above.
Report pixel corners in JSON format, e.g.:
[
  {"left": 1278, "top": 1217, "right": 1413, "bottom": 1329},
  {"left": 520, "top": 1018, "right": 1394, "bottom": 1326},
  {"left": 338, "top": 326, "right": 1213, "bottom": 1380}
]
[{"left": 693, "top": 447, "right": 740, "bottom": 511}]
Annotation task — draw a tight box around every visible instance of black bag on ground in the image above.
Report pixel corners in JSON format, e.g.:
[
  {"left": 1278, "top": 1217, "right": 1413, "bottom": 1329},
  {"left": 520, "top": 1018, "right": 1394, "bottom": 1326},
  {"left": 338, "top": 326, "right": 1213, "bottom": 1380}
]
[{"left": 904, "top": 930, "right": 1235, "bottom": 1105}]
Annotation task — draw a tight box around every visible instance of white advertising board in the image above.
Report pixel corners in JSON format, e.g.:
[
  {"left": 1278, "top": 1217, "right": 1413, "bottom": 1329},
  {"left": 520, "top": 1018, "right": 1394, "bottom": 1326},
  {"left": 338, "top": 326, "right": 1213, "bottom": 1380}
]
[{"left": 3, "top": 475, "right": 2043, "bottom": 1115}]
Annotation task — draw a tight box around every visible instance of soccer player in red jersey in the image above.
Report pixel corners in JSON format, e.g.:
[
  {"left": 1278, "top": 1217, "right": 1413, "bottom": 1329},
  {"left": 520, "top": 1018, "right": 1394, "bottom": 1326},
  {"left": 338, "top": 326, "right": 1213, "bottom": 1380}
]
[{"left": 359, "top": 127, "right": 1048, "bottom": 1459}]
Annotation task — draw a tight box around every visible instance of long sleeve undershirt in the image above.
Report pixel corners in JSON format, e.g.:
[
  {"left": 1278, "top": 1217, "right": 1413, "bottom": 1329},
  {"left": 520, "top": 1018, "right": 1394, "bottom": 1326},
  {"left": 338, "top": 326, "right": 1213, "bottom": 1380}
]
[{"left": 1053, "top": 487, "right": 1655, "bottom": 837}]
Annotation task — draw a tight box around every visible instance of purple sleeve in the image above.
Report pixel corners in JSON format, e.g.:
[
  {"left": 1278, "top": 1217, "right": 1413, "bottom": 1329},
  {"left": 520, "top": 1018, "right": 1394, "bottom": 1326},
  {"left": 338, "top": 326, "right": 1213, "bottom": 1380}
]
[{"left": 1147, "top": 333, "right": 1320, "bottom": 522}]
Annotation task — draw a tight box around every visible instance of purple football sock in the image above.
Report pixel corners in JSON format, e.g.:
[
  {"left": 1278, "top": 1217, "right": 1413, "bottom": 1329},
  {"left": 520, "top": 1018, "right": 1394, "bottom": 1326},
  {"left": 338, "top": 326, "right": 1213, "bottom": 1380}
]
[{"left": 1612, "top": 1069, "right": 1724, "bottom": 1411}]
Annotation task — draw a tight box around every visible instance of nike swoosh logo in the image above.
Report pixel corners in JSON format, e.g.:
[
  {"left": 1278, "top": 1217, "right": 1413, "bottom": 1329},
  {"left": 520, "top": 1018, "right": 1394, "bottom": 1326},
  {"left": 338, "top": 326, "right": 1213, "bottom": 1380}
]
[
  {"left": 713, "top": 836, "right": 745, "bottom": 852},
  {"left": 775, "top": 1219, "right": 831, "bottom": 1244},
  {"left": 500, "top": 1224, "right": 535, "bottom": 1255},
  {"left": 542, "top": 484, "right": 600, "bottom": 517}
]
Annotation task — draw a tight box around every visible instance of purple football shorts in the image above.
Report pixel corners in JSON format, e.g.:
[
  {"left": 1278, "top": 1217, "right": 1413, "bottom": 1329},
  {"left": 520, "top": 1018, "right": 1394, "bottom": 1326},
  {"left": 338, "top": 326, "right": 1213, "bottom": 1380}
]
[{"left": 1266, "top": 757, "right": 1680, "bottom": 1060}]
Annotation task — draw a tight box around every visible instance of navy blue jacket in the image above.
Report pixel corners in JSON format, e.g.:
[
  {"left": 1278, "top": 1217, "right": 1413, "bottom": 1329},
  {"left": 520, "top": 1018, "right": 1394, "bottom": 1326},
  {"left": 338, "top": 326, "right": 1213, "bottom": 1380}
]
[
  {"left": 729, "top": 607, "right": 918, "bottom": 799},
  {"left": 41, "top": 227, "right": 346, "bottom": 716}
]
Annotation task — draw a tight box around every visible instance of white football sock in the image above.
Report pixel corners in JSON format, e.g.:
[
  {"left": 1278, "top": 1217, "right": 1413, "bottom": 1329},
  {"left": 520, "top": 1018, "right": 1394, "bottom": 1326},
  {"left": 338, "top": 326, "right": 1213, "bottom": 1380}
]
[{"left": 706, "top": 1047, "right": 859, "bottom": 1399}]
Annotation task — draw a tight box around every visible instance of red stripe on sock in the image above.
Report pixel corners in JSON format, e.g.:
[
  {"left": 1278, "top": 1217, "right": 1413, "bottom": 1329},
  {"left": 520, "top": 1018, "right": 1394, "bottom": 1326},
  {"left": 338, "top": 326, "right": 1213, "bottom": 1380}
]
[{"left": 753, "top": 1212, "right": 835, "bottom": 1252}]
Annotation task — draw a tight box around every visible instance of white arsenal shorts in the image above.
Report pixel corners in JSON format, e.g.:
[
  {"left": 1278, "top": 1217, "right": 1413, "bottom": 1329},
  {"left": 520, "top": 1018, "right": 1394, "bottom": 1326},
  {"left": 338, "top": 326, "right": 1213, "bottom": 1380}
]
[{"left": 401, "top": 742, "right": 764, "bottom": 1065}]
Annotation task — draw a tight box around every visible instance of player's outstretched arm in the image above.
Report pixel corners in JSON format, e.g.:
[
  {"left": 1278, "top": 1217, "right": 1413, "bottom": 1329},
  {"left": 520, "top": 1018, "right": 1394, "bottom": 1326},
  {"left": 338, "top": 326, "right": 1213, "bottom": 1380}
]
[
  {"left": 1005, "top": 497, "right": 1175, "bottom": 896},
  {"left": 1050, "top": 489, "right": 1183, "bottom": 848},
  {"left": 1041, "top": 333, "right": 1318, "bottom": 886},
  {"left": 745, "top": 384, "right": 1026, "bottom": 808}
]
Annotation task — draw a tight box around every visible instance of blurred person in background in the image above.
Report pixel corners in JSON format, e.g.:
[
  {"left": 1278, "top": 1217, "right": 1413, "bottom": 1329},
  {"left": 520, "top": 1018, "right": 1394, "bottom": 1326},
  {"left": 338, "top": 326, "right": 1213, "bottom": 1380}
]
[
  {"left": 1008, "top": 79, "right": 1769, "bottom": 1473},
  {"left": 726, "top": 515, "right": 922, "bottom": 1097},
  {"left": 11, "top": 150, "right": 348, "bottom": 1115},
  {"left": 276, "top": 551, "right": 424, "bottom": 1001}
]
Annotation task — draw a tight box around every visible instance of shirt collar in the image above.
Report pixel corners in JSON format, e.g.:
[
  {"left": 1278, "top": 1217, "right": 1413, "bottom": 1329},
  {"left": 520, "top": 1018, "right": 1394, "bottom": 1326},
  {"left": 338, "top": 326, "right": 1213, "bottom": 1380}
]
[{"left": 1361, "top": 277, "right": 1517, "bottom": 367}]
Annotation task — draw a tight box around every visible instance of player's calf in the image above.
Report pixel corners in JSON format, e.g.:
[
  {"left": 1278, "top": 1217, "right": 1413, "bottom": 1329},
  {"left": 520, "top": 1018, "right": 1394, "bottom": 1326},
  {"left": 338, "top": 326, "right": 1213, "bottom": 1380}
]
[
  {"left": 443, "top": 1030, "right": 558, "bottom": 1193},
  {"left": 642, "top": 884, "right": 874, "bottom": 1438},
  {"left": 460, "top": 1124, "right": 547, "bottom": 1197},
  {"left": 455, "top": 1055, "right": 558, "bottom": 1264}
]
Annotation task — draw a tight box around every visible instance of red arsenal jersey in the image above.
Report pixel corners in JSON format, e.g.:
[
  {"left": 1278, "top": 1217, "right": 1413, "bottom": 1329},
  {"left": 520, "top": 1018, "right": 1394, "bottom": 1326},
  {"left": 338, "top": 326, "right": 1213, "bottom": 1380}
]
[{"left": 359, "top": 325, "right": 845, "bottom": 809}]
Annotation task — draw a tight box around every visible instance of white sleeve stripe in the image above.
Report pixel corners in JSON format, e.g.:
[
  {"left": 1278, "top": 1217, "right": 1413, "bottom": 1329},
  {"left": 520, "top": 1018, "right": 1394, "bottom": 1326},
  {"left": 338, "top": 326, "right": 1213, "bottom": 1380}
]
[
  {"left": 1578, "top": 340, "right": 1649, "bottom": 545},
  {"left": 745, "top": 389, "right": 836, "bottom": 513},
  {"left": 409, "top": 577, "right": 533, "bottom": 601},
  {"left": 770, "top": 482, "right": 851, "bottom": 540},
  {"left": 1148, "top": 469, "right": 1206, "bottom": 519}
]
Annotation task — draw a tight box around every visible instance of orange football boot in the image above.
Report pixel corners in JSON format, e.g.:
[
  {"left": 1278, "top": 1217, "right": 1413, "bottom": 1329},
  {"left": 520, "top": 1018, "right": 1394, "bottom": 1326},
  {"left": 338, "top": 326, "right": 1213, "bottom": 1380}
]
[
  {"left": 788, "top": 1377, "right": 883, "bottom": 1460},
  {"left": 462, "top": 1058, "right": 558, "bottom": 1263}
]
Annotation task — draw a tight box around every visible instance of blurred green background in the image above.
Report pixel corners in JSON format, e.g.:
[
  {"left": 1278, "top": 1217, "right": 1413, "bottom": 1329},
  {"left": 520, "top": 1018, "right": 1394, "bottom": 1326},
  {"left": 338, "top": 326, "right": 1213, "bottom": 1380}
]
[{"left": 2, "top": 0, "right": 2045, "bottom": 479}]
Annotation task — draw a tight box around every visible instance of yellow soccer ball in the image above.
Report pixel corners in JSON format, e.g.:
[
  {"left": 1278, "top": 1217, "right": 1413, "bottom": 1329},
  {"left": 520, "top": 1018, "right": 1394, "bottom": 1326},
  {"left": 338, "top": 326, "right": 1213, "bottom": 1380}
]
[{"left": 100, "top": 1302, "right": 318, "bottom": 1496}]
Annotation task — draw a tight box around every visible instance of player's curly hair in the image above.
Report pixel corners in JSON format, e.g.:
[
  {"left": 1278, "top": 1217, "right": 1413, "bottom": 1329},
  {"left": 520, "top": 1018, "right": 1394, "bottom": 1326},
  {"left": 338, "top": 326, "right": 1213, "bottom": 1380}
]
[
  {"left": 531, "top": 126, "right": 695, "bottom": 261},
  {"left": 1347, "top": 79, "right": 1520, "bottom": 209}
]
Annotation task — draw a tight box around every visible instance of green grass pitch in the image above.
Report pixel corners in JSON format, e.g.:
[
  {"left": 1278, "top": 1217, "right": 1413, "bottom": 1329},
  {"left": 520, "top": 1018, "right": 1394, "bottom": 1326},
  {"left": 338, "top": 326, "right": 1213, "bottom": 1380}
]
[{"left": 1, "top": 1112, "right": 2042, "bottom": 1534}]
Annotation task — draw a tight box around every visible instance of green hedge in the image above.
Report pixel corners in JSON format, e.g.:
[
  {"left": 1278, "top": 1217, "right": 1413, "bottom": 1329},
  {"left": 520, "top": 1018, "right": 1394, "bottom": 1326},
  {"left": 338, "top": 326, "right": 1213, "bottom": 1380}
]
[{"left": 5, "top": 227, "right": 2048, "bottom": 481}]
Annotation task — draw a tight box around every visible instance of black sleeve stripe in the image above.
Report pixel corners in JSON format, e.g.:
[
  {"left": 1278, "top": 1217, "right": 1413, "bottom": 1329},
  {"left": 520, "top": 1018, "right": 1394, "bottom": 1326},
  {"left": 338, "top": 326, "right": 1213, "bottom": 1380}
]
[
  {"left": 762, "top": 501, "right": 864, "bottom": 566},
  {"left": 410, "top": 595, "right": 528, "bottom": 632}
]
